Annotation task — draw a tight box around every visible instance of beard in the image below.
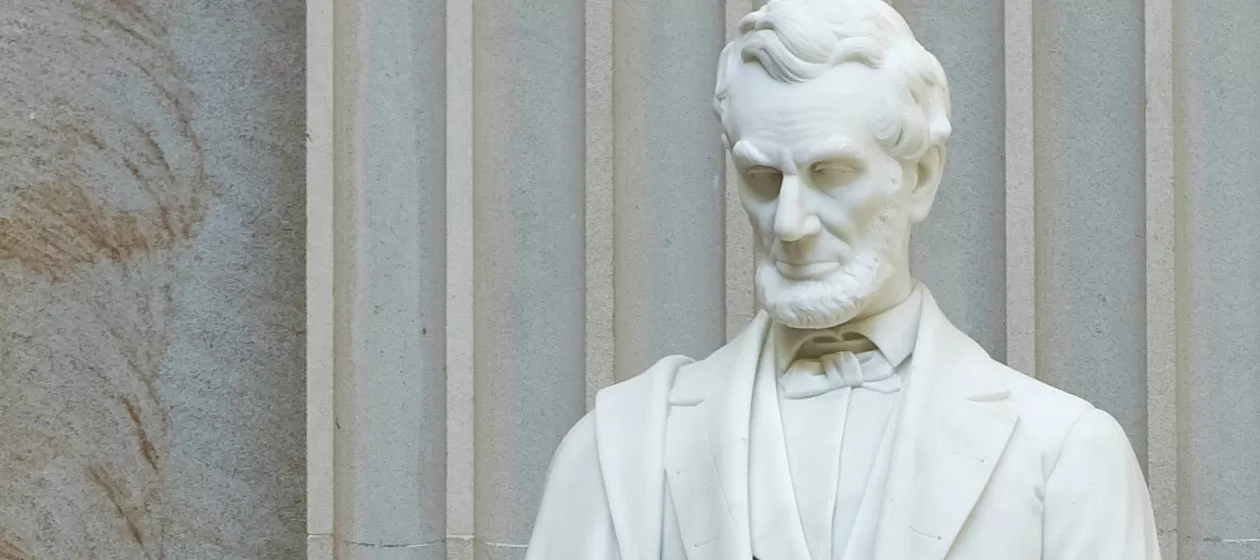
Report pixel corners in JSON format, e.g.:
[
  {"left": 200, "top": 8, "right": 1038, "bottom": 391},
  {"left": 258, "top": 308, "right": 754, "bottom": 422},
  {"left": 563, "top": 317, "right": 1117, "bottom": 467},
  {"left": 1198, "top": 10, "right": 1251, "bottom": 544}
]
[{"left": 754, "top": 202, "right": 899, "bottom": 329}]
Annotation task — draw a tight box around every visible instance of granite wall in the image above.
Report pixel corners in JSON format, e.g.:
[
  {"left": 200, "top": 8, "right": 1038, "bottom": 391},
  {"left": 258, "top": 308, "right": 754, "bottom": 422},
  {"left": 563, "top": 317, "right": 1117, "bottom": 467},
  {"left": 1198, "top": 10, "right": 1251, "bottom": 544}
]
[{"left": 0, "top": 1, "right": 305, "bottom": 558}]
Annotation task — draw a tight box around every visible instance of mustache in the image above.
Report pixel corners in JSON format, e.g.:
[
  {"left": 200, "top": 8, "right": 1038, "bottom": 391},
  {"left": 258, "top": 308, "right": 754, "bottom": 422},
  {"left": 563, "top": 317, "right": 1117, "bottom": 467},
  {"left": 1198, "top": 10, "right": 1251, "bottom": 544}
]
[{"left": 753, "top": 202, "right": 900, "bottom": 329}]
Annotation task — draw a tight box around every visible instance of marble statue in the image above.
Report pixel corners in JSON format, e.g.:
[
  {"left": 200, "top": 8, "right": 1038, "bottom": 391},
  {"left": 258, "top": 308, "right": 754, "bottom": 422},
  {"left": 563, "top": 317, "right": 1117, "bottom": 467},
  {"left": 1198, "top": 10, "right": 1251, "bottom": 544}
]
[{"left": 525, "top": 0, "right": 1160, "bottom": 558}]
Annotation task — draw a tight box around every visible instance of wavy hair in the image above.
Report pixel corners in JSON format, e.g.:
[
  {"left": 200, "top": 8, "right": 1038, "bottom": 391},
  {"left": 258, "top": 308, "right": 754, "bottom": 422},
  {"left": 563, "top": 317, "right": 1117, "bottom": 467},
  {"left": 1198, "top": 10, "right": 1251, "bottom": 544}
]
[{"left": 714, "top": 0, "right": 952, "bottom": 161}]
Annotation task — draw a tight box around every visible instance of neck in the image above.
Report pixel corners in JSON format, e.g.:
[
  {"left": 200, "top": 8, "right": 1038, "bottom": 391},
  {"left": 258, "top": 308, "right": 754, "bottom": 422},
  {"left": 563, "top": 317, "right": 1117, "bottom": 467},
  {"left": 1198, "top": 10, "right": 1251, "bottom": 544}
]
[
  {"left": 850, "top": 271, "right": 914, "bottom": 323},
  {"left": 770, "top": 274, "right": 918, "bottom": 367}
]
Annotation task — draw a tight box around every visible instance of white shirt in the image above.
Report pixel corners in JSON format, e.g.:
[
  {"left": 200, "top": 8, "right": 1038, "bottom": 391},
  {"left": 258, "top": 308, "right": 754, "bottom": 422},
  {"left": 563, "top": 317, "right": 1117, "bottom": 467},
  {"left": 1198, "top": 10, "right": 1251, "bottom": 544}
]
[{"left": 765, "top": 288, "right": 923, "bottom": 559}]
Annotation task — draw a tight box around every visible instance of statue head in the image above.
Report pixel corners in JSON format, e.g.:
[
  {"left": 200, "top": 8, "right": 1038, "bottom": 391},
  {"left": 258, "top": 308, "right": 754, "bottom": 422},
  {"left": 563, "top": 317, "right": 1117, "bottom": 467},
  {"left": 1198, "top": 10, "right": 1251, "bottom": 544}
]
[{"left": 715, "top": 0, "right": 952, "bottom": 329}]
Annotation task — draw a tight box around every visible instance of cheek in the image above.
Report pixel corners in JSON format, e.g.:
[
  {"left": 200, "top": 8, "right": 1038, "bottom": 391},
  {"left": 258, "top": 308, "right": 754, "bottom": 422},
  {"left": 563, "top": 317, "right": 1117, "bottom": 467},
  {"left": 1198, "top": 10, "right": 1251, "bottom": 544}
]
[
  {"left": 851, "top": 167, "right": 902, "bottom": 223},
  {"left": 741, "top": 197, "right": 777, "bottom": 242},
  {"left": 813, "top": 173, "right": 897, "bottom": 232}
]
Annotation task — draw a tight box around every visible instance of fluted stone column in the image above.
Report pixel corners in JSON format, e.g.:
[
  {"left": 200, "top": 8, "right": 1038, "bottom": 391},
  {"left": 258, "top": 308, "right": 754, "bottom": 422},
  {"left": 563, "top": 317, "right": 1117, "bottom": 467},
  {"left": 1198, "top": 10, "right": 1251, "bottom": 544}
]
[
  {"left": 893, "top": 0, "right": 1007, "bottom": 358},
  {"left": 471, "top": 1, "right": 586, "bottom": 558},
  {"left": 329, "top": 0, "right": 447, "bottom": 557},
  {"left": 611, "top": 0, "right": 727, "bottom": 381},
  {"left": 1032, "top": 0, "right": 1148, "bottom": 468},
  {"left": 1174, "top": 3, "right": 1260, "bottom": 558}
]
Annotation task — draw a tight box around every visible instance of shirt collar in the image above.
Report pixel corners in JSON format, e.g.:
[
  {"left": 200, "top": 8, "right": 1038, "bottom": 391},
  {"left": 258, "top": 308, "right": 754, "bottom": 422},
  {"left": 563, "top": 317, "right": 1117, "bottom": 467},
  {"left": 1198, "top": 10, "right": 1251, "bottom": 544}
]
[
  {"left": 842, "top": 284, "right": 923, "bottom": 368},
  {"left": 770, "top": 283, "right": 925, "bottom": 374}
]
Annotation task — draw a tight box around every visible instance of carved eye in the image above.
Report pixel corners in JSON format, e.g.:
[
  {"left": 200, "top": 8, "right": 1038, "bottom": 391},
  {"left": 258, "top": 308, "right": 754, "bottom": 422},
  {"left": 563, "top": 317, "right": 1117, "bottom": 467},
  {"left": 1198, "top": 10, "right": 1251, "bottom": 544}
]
[
  {"left": 743, "top": 166, "right": 782, "bottom": 199},
  {"left": 811, "top": 162, "right": 859, "bottom": 186}
]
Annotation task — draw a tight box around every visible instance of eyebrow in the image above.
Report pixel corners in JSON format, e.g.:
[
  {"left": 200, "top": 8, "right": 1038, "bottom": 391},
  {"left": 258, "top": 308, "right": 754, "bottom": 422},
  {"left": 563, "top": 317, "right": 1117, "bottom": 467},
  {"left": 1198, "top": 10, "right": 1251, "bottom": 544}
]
[
  {"left": 733, "top": 138, "right": 866, "bottom": 170},
  {"left": 798, "top": 139, "right": 865, "bottom": 166},
  {"left": 731, "top": 140, "right": 775, "bottom": 167}
]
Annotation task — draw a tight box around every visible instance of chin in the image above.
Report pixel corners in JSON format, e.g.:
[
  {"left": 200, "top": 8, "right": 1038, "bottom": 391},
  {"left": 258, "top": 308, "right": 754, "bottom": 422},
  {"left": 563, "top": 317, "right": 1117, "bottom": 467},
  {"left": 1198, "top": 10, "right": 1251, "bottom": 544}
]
[{"left": 756, "top": 249, "right": 892, "bottom": 329}]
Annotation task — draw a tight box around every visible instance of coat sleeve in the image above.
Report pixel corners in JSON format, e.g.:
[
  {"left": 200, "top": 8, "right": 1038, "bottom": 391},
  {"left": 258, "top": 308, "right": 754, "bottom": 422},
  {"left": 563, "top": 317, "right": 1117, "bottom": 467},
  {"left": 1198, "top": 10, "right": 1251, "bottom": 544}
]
[
  {"left": 525, "top": 413, "right": 621, "bottom": 560},
  {"left": 1042, "top": 408, "right": 1161, "bottom": 559}
]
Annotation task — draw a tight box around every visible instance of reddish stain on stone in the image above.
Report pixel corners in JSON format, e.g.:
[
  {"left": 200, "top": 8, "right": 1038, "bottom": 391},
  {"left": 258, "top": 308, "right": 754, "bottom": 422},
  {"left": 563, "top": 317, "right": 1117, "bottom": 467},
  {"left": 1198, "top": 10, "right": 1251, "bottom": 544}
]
[
  {"left": 0, "top": 0, "right": 208, "bottom": 554},
  {"left": 120, "top": 396, "right": 159, "bottom": 470},
  {"left": 0, "top": 180, "right": 205, "bottom": 277},
  {"left": 87, "top": 464, "right": 145, "bottom": 547},
  {"left": 0, "top": 530, "right": 32, "bottom": 560}
]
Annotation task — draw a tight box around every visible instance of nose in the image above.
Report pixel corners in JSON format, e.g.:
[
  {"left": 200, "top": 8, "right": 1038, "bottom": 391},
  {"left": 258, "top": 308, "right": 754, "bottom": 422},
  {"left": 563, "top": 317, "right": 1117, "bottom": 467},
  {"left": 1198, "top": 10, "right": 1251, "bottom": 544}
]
[{"left": 773, "top": 175, "right": 821, "bottom": 242}]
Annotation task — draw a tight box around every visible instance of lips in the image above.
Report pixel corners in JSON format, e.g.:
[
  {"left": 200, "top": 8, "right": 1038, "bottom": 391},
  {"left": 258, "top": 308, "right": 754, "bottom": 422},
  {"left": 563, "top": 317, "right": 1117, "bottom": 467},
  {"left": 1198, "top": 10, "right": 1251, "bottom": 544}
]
[{"left": 775, "top": 260, "right": 840, "bottom": 280}]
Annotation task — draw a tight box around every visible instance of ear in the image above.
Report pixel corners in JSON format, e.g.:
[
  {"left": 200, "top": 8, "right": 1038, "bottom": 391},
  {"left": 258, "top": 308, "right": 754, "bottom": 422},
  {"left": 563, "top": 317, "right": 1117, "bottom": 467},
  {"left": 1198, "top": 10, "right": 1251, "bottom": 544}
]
[{"left": 906, "top": 145, "right": 944, "bottom": 223}]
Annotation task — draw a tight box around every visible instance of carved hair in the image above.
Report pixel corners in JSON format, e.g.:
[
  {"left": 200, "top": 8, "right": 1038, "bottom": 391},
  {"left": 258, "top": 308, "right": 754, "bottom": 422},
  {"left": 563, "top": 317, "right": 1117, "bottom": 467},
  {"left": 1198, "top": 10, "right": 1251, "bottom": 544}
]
[{"left": 714, "top": 0, "right": 952, "bottom": 161}]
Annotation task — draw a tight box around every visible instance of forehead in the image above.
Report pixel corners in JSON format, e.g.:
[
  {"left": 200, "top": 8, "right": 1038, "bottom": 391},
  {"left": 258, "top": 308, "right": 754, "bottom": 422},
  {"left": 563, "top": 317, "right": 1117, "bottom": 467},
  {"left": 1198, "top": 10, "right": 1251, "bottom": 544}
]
[{"left": 724, "top": 62, "right": 895, "bottom": 150}]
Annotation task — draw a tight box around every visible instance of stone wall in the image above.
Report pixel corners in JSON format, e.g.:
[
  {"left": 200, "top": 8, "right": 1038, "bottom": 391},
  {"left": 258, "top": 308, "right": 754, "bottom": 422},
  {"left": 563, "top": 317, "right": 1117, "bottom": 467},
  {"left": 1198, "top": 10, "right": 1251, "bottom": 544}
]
[
  {"left": 309, "top": 0, "right": 1251, "bottom": 558},
  {"left": 3, "top": 0, "right": 1259, "bottom": 559},
  {"left": 0, "top": 1, "right": 305, "bottom": 557}
]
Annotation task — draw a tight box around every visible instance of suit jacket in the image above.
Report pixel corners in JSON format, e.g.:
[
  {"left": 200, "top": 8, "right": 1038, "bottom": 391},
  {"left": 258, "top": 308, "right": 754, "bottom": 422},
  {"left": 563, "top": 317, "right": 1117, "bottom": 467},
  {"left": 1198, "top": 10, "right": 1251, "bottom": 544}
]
[{"left": 525, "top": 288, "right": 1159, "bottom": 559}]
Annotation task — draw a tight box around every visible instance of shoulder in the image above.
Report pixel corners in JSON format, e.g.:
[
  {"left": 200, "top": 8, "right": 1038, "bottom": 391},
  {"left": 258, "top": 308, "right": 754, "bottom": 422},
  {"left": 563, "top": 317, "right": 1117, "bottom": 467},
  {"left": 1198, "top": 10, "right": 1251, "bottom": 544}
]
[
  {"left": 548, "top": 355, "right": 691, "bottom": 470},
  {"left": 990, "top": 361, "right": 1095, "bottom": 433},
  {"left": 545, "top": 411, "right": 599, "bottom": 480},
  {"left": 580, "top": 353, "right": 695, "bottom": 466},
  {"left": 933, "top": 315, "right": 1098, "bottom": 444},
  {"left": 980, "top": 359, "right": 1136, "bottom": 476},
  {"left": 594, "top": 354, "right": 696, "bottom": 412}
]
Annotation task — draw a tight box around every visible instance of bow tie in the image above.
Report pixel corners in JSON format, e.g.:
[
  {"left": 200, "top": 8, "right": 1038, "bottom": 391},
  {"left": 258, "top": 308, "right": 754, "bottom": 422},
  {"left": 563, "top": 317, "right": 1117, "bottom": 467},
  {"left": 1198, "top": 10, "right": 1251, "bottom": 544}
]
[{"left": 779, "top": 349, "right": 901, "bottom": 399}]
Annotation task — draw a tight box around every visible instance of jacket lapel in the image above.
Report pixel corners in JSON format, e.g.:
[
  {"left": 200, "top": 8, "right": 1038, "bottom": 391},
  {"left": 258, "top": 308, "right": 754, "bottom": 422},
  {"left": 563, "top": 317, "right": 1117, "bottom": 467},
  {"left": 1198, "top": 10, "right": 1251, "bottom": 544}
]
[
  {"left": 746, "top": 333, "right": 811, "bottom": 559},
  {"left": 876, "top": 290, "right": 1019, "bottom": 560},
  {"left": 595, "top": 354, "right": 694, "bottom": 560},
  {"left": 663, "top": 289, "right": 1018, "bottom": 560},
  {"left": 665, "top": 312, "right": 770, "bottom": 560}
]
